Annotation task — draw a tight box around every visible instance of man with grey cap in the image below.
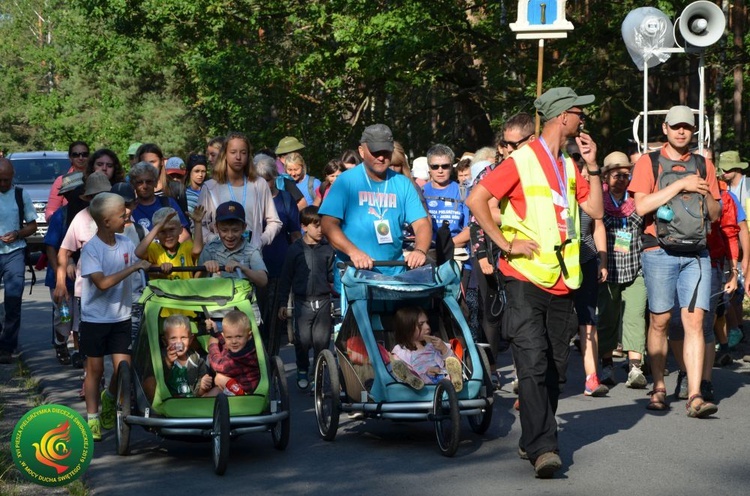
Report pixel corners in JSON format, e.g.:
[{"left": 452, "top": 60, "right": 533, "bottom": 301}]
[
  {"left": 629, "top": 105, "right": 721, "bottom": 418},
  {"left": 467, "top": 87, "right": 602, "bottom": 478},
  {"left": 320, "top": 123, "right": 431, "bottom": 289}
]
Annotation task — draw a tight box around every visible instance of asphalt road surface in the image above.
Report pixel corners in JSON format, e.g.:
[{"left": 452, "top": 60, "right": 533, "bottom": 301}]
[{"left": 7, "top": 273, "right": 750, "bottom": 495}]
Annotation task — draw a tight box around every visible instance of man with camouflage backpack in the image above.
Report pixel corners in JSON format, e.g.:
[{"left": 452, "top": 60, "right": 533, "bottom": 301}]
[{"left": 629, "top": 105, "right": 721, "bottom": 418}]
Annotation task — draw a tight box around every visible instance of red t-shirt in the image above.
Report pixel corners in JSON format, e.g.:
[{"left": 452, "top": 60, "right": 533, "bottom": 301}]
[
  {"left": 481, "top": 139, "right": 590, "bottom": 295},
  {"left": 628, "top": 144, "right": 720, "bottom": 240}
]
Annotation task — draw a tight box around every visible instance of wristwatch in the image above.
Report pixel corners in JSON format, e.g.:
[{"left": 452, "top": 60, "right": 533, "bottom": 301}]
[{"left": 586, "top": 168, "right": 601, "bottom": 176}]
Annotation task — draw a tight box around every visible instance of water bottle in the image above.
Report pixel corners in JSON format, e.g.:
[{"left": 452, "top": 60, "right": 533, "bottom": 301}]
[{"left": 59, "top": 303, "right": 71, "bottom": 324}]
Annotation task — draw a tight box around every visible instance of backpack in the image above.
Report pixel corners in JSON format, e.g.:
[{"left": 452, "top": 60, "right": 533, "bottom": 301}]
[
  {"left": 13, "top": 187, "right": 36, "bottom": 290},
  {"left": 650, "top": 151, "right": 709, "bottom": 253}
]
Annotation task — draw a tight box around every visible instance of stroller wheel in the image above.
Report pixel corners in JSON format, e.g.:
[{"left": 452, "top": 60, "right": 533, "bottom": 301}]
[
  {"left": 467, "top": 347, "right": 494, "bottom": 434},
  {"left": 433, "top": 378, "right": 460, "bottom": 457},
  {"left": 115, "top": 361, "right": 132, "bottom": 455},
  {"left": 314, "top": 350, "right": 340, "bottom": 441},
  {"left": 270, "top": 356, "right": 290, "bottom": 450},
  {"left": 212, "top": 394, "right": 230, "bottom": 475}
]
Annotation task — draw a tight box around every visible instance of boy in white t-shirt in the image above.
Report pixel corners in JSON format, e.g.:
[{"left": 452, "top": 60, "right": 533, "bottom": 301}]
[{"left": 78, "top": 193, "right": 150, "bottom": 441}]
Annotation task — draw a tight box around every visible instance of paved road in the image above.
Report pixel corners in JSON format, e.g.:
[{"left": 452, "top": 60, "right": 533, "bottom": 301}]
[{"left": 8, "top": 273, "right": 750, "bottom": 495}]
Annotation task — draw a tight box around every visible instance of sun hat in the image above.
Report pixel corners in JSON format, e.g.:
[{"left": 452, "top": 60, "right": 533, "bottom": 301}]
[
  {"left": 601, "top": 152, "right": 634, "bottom": 175},
  {"left": 275, "top": 136, "right": 305, "bottom": 155},
  {"left": 80, "top": 171, "right": 112, "bottom": 200},
  {"left": 411, "top": 156, "right": 429, "bottom": 180},
  {"left": 717, "top": 150, "right": 749, "bottom": 172},
  {"left": 58, "top": 171, "right": 84, "bottom": 194}
]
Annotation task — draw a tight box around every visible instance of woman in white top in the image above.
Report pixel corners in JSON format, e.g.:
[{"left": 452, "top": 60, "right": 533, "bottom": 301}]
[{"left": 198, "top": 132, "right": 282, "bottom": 248}]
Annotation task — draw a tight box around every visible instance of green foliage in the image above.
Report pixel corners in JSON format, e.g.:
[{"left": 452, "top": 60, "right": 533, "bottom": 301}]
[{"left": 0, "top": 0, "right": 748, "bottom": 168}]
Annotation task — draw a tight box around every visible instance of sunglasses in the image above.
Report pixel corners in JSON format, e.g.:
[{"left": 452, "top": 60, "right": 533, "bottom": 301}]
[
  {"left": 566, "top": 110, "right": 586, "bottom": 120},
  {"left": 429, "top": 163, "right": 452, "bottom": 170},
  {"left": 70, "top": 152, "right": 89, "bottom": 159},
  {"left": 500, "top": 134, "right": 533, "bottom": 150}
]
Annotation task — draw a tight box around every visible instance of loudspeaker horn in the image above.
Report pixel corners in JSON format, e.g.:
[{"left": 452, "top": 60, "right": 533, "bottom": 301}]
[{"left": 678, "top": 1, "right": 726, "bottom": 49}]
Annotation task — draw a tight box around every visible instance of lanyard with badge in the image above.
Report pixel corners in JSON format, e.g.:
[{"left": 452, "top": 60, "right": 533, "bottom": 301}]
[
  {"left": 363, "top": 167, "right": 393, "bottom": 244},
  {"left": 227, "top": 178, "right": 251, "bottom": 241},
  {"left": 610, "top": 192, "right": 632, "bottom": 253},
  {"left": 539, "top": 137, "right": 576, "bottom": 240}
]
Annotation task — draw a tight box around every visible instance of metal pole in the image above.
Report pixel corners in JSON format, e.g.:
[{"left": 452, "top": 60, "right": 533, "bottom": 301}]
[
  {"left": 536, "top": 39, "right": 544, "bottom": 136},
  {"left": 643, "top": 61, "right": 648, "bottom": 153},
  {"left": 698, "top": 53, "right": 705, "bottom": 154}
]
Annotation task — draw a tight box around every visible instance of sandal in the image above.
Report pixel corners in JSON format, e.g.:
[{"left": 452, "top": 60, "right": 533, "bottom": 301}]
[
  {"left": 54, "top": 343, "right": 71, "bottom": 366},
  {"left": 686, "top": 394, "right": 718, "bottom": 418},
  {"left": 646, "top": 388, "right": 669, "bottom": 411}
]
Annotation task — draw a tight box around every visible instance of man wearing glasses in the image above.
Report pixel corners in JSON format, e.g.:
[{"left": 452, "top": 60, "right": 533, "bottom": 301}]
[
  {"left": 467, "top": 87, "right": 601, "bottom": 478},
  {"left": 629, "top": 105, "right": 721, "bottom": 418},
  {"left": 422, "top": 144, "right": 470, "bottom": 263},
  {"left": 320, "top": 124, "right": 431, "bottom": 290},
  {"left": 496, "top": 112, "right": 536, "bottom": 162}
]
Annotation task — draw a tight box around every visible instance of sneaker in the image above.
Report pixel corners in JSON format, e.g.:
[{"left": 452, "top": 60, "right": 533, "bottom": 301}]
[
  {"left": 584, "top": 374, "right": 609, "bottom": 397},
  {"left": 391, "top": 360, "right": 424, "bottom": 390},
  {"left": 518, "top": 446, "right": 529, "bottom": 460},
  {"left": 625, "top": 364, "right": 648, "bottom": 389},
  {"left": 491, "top": 370, "right": 502, "bottom": 391},
  {"left": 88, "top": 418, "right": 102, "bottom": 442},
  {"left": 714, "top": 352, "right": 732, "bottom": 367},
  {"left": 511, "top": 378, "right": 519, "bottom": 394},
  {"left": 743, "top": 355, "right": 750, "bottom": 363},
  {"left": 728, "top": 328, "right": 744, "bottom": 349},
  {"left": 675, "top": 370, "right": 688, "bottom": 400},
  {"left": 70, "top": 351, "right": 84, "bottom": 369},
  {"left": 296, "top": 370, "right": 309, "bottom": 390},
  {"left": 445, "top": 356, "right": 463, "bottom": 392},
  {"left": 612, "top": 343, "right": 625, "bottom": 358},
  {"left": 700, "top": 380, "right": 715, "bottom": 401},
  {"left": 534, "top": 451, "right": 562, "bottom": 479},
  {"left": 600, "top": 364, "right": 615, "bottom": 386},
  {"left": 100, "top": 390, "right": 116, "bottom": 430}
]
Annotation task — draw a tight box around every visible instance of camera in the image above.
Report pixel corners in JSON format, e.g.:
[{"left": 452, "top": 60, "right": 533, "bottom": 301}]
[{"left": 172, "top": 342, "right": 184, "bottom": 352}]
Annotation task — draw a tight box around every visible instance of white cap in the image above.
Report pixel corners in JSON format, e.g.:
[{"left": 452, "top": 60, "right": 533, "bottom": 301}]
[
  {"left": 411, "top": 156, "right": 429, "bottom": 180},
  {"left": 470, "top": 160, "right": 493, "bottom": 183}
]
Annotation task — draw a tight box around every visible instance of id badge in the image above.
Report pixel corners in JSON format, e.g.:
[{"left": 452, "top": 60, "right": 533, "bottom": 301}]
[
  {"left": 614, "top": 230, "right": 632, "bottom": 253},
  {"left": 374, "top": 219, "right": 394, "bottom": 244}
]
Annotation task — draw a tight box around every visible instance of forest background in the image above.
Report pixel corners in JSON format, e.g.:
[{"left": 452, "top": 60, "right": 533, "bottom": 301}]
[{"left": 0, "top": 0, "right": 747, "bottom": 174}]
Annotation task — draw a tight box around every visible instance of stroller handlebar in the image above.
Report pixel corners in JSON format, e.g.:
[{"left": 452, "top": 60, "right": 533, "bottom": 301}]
[{"left": 336, "top": 260, "right": 408, "bottom": 270}]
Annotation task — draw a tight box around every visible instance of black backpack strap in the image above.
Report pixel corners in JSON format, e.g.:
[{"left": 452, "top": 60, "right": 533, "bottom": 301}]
[
  {"left": 649, "top": 151, "right": 661, "bottom": 182},
  {"left": 14, "top": 187, "right": 36, "bottom": 290},
  {"left": 695, "top": 153, "right": 707, "bottom": 179}
]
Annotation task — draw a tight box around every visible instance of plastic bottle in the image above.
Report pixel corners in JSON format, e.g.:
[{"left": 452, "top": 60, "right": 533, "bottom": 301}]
[{"left": 59, "top": 303, "right": 71, "bottom": 324}]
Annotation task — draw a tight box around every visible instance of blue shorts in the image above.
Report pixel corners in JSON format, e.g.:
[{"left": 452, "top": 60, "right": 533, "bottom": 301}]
[
  {"left": 641, "top": 248, "right": 711, "bottom": 314},
  {"left": 669, "top": 264, "right": 720, "bottom": 343}
]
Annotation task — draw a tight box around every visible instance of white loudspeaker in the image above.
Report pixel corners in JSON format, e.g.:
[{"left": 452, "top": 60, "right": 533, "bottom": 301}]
[{"left": 678, "top": 1, "right": 726, "bottom": 48}]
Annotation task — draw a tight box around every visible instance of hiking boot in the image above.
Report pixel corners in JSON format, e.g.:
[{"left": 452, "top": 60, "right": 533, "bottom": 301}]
[
  {"left": 714, "top": 352, "right": 732, "bottom": 367},
  {"left": 296, "top": 370, "right": 309, "bottom": 390},
  {"left": 674, "top": 370, "right": 688, "bottom": 400},
  {"left": 391, "top": 360, "right": 424, "bottom": 390},
  {"left": 534, "top": 451, "right": 562, "bottom": 479},
  {"left": 625, "top": 364, "right": 648, "bottom": 389},
  {"left": 88, "top": 418, "right": 102, "bottom": 442},
  {"left": 584, "top": 374, "right": 608, "bottom": 397},
  {"left": 600, "top": 364, "right": 615, "bottom": 386},
  {"left": 700, "top": 380, "right": 715, "bottom": 402},
  {"left": 100, "top": 390, "right": 116, "bottom": 430}
]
